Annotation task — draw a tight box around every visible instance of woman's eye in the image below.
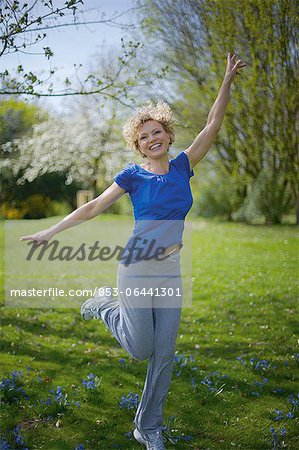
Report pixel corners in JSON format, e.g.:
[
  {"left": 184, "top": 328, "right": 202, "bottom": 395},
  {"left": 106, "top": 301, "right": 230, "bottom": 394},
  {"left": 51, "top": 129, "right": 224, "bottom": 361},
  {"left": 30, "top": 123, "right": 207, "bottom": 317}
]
[
  {"left": 154, "top": 130, "right": 161, "bottom": 134},
  {"left": 140, "top": 136, "right": 146, "bottom": 140}
]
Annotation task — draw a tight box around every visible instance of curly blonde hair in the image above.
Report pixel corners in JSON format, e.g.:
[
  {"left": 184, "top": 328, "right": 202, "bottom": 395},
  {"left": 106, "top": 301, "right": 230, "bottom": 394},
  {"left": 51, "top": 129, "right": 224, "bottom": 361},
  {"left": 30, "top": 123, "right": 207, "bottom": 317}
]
[{"left": 122, "top": 99, "right": 176, "bottom": 157}]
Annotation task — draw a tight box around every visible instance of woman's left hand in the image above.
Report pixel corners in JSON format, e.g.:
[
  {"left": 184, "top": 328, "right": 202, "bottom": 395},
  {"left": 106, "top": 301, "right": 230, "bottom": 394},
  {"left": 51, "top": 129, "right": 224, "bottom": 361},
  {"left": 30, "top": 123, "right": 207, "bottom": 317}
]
[{"left": 224, "top": 52, "right": 247, "bottom": 83}]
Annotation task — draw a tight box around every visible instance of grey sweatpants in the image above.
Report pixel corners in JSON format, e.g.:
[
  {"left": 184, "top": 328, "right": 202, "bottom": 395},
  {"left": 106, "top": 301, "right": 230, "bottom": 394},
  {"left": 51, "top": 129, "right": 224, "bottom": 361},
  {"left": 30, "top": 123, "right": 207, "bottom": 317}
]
[{"left": 98, "top": 251, "right": 182, "bottom": 434}]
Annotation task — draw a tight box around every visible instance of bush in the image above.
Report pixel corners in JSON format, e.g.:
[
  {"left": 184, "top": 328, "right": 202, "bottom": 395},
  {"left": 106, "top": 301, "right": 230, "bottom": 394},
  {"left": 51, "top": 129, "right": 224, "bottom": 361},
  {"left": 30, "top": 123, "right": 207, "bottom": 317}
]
[
  {"left": 193, "top": 163, "right": 246, "bottom": 221},
  {"left": 0, "top": 194, "right": 51, "bottom": 220},
  {"left": 45, "top": 200, "right": 72, "bottom": 217},
  {"left": 0, "top": 203, "right": 26, "bottom": 220},
  {"left": 232, "top": 168, "right": 293, "bottom": 225}
]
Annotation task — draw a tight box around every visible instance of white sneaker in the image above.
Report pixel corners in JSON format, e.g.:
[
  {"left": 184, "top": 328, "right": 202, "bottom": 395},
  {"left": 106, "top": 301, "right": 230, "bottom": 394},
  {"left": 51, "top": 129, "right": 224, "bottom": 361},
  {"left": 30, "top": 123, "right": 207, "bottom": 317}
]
[
  {"left": 133, "top": 428, "right": 167, "bottom": 449},
  {"left": 80, "top": 286, "right": 112, "bottom": 321}
]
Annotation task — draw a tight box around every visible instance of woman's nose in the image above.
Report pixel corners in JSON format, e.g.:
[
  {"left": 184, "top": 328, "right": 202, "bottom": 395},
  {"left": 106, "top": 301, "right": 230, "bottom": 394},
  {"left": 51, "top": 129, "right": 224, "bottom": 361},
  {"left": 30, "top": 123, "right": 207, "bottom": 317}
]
[{"left": 149, "top": 134, "right": 157, "bottom": 143}]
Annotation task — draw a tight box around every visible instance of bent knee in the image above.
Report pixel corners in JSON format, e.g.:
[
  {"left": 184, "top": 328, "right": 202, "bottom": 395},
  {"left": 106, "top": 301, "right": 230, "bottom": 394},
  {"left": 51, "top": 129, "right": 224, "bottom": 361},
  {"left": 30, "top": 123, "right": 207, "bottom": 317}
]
[{"left": 130, "top": 347, "right": 153, "bottom": 361}]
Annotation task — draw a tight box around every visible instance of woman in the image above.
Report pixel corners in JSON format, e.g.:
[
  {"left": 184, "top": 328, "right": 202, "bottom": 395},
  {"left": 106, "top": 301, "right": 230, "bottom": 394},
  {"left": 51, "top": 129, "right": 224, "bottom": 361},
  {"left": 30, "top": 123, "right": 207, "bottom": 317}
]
[{"left": 20, "top": 53, "right": 246, "bottom": 449}]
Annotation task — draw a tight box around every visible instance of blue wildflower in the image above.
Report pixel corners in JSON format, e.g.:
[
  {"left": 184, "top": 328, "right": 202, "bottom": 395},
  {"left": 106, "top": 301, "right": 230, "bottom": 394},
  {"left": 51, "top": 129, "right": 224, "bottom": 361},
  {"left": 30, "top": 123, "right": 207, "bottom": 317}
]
[
  {"left": 236, "top": 356, "right": 246, "bottom": 366},
  {"left": 249, "top": 357, "right": 272, "bottom": 372},
  {"left": 124, "top": 431, "right": 133, "bottom": 440},
  {"left": 181, "top": 435, "right": 194, "bottom": 442},
  {"left": 12, "top": 425, "right": 28, "bottom": 448},
  {"left": 270, "top": 425, "right": 287, "bottom": 450},
  {"left": 0, "top": 436, "right": 11, "bottom": 450},
  {"left": 12, "top": 370, "right": 23, "bottom": 381},
  {"left": 45, "top": 396, "right": 53, "bottom": 405},
  {"left": 161, "top": 417, "right": 193, "bottom": 445},
  {"left": 119, "top": 392, "right": 139, "bottom": 410},
  {"left": 251, "top": 391, "right": 260, "bottom": 397},
  {"left": 74, "top": 445, "right": 84, "bottom": 450},
  {"left": 286, "top": 411, "right": 294, "bottom": 419},
  {"left": 55, "top": 386, "right": 63, "bottom": 403},
  {"left": 173, "top": 353, "right": 188, "bottom": 368},
  {"left": 274, "top": 410, "right": 284, "bottom": 421},
  {"left": 72, "top": 401, "right": 81, "bottom": 407},
  {"left": 270, "top": 426, "right": 278, "bottom": 450},
  {"left": 82, "top": 379, "right": 95, "bottom": 389},
  {"left": 273, "top": 388, "right": 284, "bottom": 395},
  {"left": 256, "top": 359, "right": 271, "bottom": 371},
  {"left": 82, "top": 374, "right": 99, "bottom": 390},
  {"left": 0, "top": 370, "right": 28, "bottom": 403},
  {"left": 254, "top": 377, "right": 268, "bottom": 387},
  {"left": 39, "top": 385, "right": 73, "bottom": 409},
  {"left": 173, "top": 355, "right": 180, "bottom": 363},
  {"left": 287, "top": 393, "right": 299, "bottom": 410},
  {"left": 200, "top": 376, "right": 218, "bottom": 392}
]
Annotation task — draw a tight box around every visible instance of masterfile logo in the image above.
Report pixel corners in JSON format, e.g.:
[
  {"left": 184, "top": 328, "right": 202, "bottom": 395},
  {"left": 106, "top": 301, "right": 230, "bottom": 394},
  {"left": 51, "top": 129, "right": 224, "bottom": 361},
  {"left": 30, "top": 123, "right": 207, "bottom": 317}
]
[{"left": 5, "top": 219, "right": 192, "bottom": 308}]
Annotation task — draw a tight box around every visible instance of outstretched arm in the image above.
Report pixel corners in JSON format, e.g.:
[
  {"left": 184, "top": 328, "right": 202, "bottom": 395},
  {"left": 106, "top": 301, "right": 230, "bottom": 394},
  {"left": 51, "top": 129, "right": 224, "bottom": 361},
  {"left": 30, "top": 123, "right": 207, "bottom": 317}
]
[
  {"left": 185, "top": 52, "right": 246, "bottom": 169},
  {"left": 19, "top": 182, "right": 126, "bottom": 245}
]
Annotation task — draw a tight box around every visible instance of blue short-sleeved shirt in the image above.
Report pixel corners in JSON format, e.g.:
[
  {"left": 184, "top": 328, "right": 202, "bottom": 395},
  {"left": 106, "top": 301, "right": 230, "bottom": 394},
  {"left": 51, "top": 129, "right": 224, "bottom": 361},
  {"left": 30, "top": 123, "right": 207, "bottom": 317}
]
[{"left": 114, "top": 151, "right": 194, "bottom": 264}]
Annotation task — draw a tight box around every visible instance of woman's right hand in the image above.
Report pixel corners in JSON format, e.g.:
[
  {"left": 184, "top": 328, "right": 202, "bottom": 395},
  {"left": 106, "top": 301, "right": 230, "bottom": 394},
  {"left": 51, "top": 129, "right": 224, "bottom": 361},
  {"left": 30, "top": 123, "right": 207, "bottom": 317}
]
[{"left": 19, "top": 228, "right": 56, "bottom": 247}]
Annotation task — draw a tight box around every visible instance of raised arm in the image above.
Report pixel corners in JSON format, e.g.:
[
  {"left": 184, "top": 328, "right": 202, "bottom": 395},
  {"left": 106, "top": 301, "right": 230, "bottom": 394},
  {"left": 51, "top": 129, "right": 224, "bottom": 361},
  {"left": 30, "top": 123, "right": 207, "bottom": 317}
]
[
  {"left": 185, "top": 52, "right": 246, "bottom": 169},
  {"left": 20, "top": 182, "right": 126, "bottom": 245}
]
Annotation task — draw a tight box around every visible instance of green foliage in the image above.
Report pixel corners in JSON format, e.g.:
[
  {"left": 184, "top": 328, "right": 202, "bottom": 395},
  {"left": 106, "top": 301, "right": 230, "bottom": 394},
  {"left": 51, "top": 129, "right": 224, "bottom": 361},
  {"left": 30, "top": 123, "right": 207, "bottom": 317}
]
[
  {"left": 194, "top": 172, "right": 238, "bottom": 220},
  {"left": 0, "top": 98, "right": 88, "bottom": 217},
  {"left": 233, "top": 168, "right": 294, "bottom": 224},
  {"left": 194, "top": 162, "right": 294, "bottom": 224},
  {"left": 0, "top": 172, "right": 81, "bottom": 219},
  {"left": 45, "top": 201, "right": 72, "bottom": 218},
  {"left": 193, "top": 161, "right": 248, "bottom": 221},
  {"left": 0, "top": 99, "right": 46, "bottom": 145},
  {"left": 0, "top": 101, "right": 80, "bottom": 218},
  {"left": 2, "top": 194, "right": 52, "bottom": 220},
  {"left": 138, "top": 0, "right": 299, "bottom": 224},
  {"left": 0, "top": 99, "right": 49, "bottom": 218}
]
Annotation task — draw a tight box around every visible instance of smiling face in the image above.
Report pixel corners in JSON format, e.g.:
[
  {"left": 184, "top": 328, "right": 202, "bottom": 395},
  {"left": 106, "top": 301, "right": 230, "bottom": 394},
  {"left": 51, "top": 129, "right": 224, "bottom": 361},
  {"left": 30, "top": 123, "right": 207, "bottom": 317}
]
[{"left": 137, "top": 120, "right": 171, "bottom": 159}]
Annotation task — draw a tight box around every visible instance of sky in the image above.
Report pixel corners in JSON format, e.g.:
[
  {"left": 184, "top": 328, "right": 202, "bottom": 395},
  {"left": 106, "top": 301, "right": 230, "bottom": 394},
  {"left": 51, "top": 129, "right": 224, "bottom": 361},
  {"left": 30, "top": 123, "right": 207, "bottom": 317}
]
[{"left": 3, "top": 0, "right": 139, "bottom": 113}]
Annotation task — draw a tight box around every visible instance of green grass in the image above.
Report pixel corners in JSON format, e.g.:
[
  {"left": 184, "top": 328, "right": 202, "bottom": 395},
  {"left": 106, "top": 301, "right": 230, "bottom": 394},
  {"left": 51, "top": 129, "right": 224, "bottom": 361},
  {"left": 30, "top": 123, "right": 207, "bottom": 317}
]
[{"left": 0, "top": 216, "right": 298, "bottom": 449}]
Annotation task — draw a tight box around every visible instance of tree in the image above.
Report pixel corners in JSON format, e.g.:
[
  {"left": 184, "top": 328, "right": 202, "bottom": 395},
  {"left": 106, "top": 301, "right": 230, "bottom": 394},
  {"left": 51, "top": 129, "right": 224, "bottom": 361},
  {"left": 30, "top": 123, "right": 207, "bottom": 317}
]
[
  {"left": 136, "top": 0, "right": 298, "bottom": 224},
  {"left": 0, "top": 98, "right": 48, "bottom": 215},
  {"left": 0, "top": 0, "right": 142, "bottom": 103},
  {"left": 0, "top": 98, "right": 47, "bottom": 144},
  {"left": 0, "top": 103, "right": 133, "bottom": 197}
]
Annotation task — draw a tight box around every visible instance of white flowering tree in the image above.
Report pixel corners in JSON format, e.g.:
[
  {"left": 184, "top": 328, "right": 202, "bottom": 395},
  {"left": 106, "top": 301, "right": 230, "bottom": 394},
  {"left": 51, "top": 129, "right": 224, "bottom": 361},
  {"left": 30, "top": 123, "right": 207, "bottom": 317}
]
[{"left": 1, "top": 106, "right": 134, "bottom": 198}]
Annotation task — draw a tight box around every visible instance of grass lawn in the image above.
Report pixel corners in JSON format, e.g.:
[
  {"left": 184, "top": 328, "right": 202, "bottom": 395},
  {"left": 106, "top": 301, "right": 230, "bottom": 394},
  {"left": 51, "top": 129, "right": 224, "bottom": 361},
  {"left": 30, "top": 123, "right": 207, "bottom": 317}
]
[{"left": 0, "top": 215, "right": 298, "bottom": 449}]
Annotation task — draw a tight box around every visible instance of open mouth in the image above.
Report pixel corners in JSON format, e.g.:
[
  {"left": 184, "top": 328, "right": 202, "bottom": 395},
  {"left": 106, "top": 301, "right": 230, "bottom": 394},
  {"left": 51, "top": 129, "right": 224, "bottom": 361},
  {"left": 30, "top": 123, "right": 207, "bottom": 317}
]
[{"left": 150, "top": 143, "right": 162, "bottom": 150}]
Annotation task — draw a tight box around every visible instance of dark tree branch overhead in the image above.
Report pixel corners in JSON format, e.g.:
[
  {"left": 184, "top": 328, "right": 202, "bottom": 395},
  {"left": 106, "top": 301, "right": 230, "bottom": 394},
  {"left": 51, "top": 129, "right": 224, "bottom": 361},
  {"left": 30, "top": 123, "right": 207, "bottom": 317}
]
[
  {"left": 1, "top": 8, "right": 139, "bottom": 40},
  {"left": 0, "top": 0, "right": 143, "bottom": 99}
]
